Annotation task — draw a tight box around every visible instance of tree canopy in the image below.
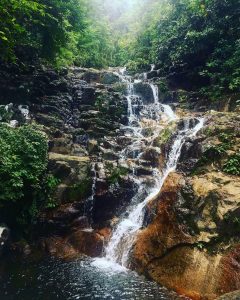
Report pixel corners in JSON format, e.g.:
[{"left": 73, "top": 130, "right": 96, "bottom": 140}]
[
  {"left": 0, "top": 0, "right": 239, "bottom": 96},
  {"left": 0, "top": 0, "right": 116, "bottom": 67},
  {"left": 116, "top": 0, "right": 240, "bottom": 98}
]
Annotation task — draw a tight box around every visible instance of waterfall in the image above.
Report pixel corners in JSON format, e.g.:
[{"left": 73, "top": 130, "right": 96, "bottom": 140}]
[
  {"left": 150, "top": 83, "right": 177, "bottom": 121},
  {"left": 18, "top": 105, "right": 30, "bottom": 121},
  {"left": 92, "top": 68, "right": 204, "bottom": 271},
  {"left": 84, "top": 162, "right": 97, "bottom": 227},
  {"left": 103, "top": 118, "right": 203, "bottom": 268},
  {"left": 150, "top": 64, "right": 155, "bottom": 71}
]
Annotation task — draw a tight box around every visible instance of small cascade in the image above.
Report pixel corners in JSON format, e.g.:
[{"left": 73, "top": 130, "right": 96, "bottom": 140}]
[
  {"left": 149, "top": 83, "right": 177, "bottom": 121},
  {"left": 102, "top": 118, "right": 204, "bottom": 268},
  {"left": 92, "top": 67, "right": 204, "bottom": 271},
  {"left": 84, "top": 162, "right": 97, "bottom": 227},
  {"left": 142, "top": 64, "right": 155, "bottom": 80},
  {"left": 18, "top": 105, "right": 31, "bottom": 121}
]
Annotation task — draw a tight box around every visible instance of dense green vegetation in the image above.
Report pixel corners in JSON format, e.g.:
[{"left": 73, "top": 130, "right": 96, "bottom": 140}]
[
  {"left": 0, "top": 124, "right": 56, "bottom": 234},
  {"left": 118, "top": 0, "right": 240, "bottom": 99},
  {"left": 0, "top": 0, "right": 115, "bottom": 67},
  {"left": 2, "top": 0, "right": 239, "bottom": 99}
]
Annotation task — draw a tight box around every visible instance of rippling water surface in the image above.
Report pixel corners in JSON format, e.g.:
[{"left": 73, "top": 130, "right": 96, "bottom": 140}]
[{"left": 0, "top": 257, "right": 186, "bottom": 300}]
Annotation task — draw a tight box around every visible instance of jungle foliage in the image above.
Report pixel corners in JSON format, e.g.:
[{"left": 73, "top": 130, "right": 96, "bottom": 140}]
[
  {"left": 2, "top": 0, "right": 239, "bottom": 98},
  {"left": 0, "top": 0, "right": 115, "bottom": 68},
  {"left": 118, "top": 0, "right": 240, "bottom": 98},
  {"left": 0, "top": 124, "right": 57, "bottom": 233}
]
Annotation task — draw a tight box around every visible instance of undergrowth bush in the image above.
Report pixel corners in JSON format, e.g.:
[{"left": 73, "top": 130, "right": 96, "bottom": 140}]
[
  {"left": 223, "top": 153, "right": 240, "bottom": 176},
  {"left": 0, "top": 124, "right": 57, "bottom": 234}
]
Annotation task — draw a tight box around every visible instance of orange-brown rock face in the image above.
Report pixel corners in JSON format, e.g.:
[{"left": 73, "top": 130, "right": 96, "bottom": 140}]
[
  {"left": 133, "top": 172, "right": 240, "bottom": 300},
  {"left": 133, "top": 173, "right": 194, "bottom": 270},
  {"left": 132, "top": 112, "right": 240, "bottom": 300}
]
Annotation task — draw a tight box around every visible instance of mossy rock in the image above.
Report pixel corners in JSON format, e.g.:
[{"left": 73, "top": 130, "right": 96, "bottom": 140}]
[
  {"left": 100, "top": 72, "right": 120, "bottom": 85},
  {"left": 111, "top": 83, "right": 128, "bottom": 94}
]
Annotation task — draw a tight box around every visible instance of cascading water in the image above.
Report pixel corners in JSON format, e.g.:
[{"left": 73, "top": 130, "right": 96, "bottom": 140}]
[
  {"left": 150, "top": 64, "right": 155, "bottom": 72},
  {"left": 84, "top": 162, "right": 97, "bottom": 227},
  {"left": 93, "top": 68, "right": 204, "bottom": 271},
  {"left": 102, "top": 119, "right": 204, "bottom": 269},
  {"left": 150, "top": 83, "right": 177, "bottom": 121}
]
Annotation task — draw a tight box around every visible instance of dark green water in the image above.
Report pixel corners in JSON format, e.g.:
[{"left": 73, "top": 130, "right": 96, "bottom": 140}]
[{"left": 0, "top": 256, "right": 186, "bottom": 300}]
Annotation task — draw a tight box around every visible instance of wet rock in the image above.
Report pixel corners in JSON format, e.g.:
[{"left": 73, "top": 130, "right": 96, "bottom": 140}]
[
  {"left": 88, "top": 139, "right": 99, "bottom": 154},
  {"left": 135, "top": 166, "right": 153, "bottom": 176},
  {"left": 39, "top": 237, "right": 80, "bottom": 259},
  {"left": 35, "top": 113, "right": 65, "bottom": 128},
  {"left": 95, "top": 179, "right": 108, "bottom": 196},
  {"left": 80, "top": 70, "right": 101, "bottom": 83},
  {"left": 93, "top": 179, "right": 136, "bottom": 227},
  {"left": 111, "top": 82, "right": 128, "bottom": 95},
  {"left": 73, "top": 132, "right": 89, "bottom": 146},
  {"left": 49, "top": 79, "right": 69, "bottom": 93},
  {"left": 68, "top": 229, "right": 104, "bottom": 257},
  {"left": 97, "top": 227, "right": 112, "bottom": 240},
  {"left": 39, "top": 227, "right": 104, "bottom": 259},
  {"left": 47, "top": 153, "right": 92, "bottom": 207},
  {"left": 146, "top": 70, "right": 159, "bottom": 79},
  {"left": 81, "top": 86, "right": 96, "bottom": 105},
  {"left": 49, "top": 135, "right": 73, "bottom": 154},
  {"left": 133, "top": 170, "right": 240, "bottom": 300},
  {"left": 134, "top": 82, "right": 154, "bottom": 104},
  {"left": 177, "top": 117, "right": 199, "bottom": 131},
  {"left": 100, "top": 72, "right": 119, "bottom": 85},
  {"left": 140, "top": 147, "right": 161, "bottom": 167},
  {"left": 49, "top": 160, "right": 72, "bottom": 180},
  {"left": 177, "top": 138, "right": 203, "bottom": 172},
  {"left": 72, "top": 144, "right": 88, "bottom": 156},
  {"left": 10, "top": 241, "right": 32, "bottom": 256},
  {"left": 71, "top": 216, "right": 90, "bottom": 229},
  {"left": 102, "top": 150, "right": 119, "bottom": 161},
  {"left": 101, "top": 139, "right": 122, "bottom": 152},
  {"left": 38, "top": 203, "right": 84, "bottom": 237}
]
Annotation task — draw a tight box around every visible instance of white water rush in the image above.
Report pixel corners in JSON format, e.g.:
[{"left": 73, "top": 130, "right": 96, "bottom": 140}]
[{"left": 92, "top": 67, "right": 204, "bottom": 272}]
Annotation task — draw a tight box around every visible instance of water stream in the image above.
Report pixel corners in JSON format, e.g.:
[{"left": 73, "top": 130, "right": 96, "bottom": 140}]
[
  {"left": 84, "top": 162, "right": 97, "bottom": 227},
  {"left": 93, "top": 69, "right": 204, "bottom": 271}
]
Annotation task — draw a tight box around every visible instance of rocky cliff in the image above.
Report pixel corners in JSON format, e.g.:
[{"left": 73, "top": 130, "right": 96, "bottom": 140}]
[
  {"left": 133, "top": 111, "right": 240, "bottom": 299},
  {"left": 0, "top": 65, "right": 145, "bottom": 257},
  {"left": 0, "top": 64, "right": 239, "bottom": 299}
]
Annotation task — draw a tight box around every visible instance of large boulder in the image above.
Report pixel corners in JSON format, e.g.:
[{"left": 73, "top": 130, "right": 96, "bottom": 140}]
[
  {"left": 68, "top": 229, "right": 104, "bottom": 257},
  {"left": 133, "top": 82, "right": 154, "bottom": 104},
  {"left": 80, "top": 70, "right": 101, "bottom": 83},
  {"left": 48, "top": 153, "right": 92, "bottom": 204},
  {"left": 39, "top": 229, "right": 104, "bottom": 258},
  {"left": 80, "top": 86, "right": 96, "bottom": 105},
  {"left": 133, "top": 171, "right": 240, "bottom": 300},
  {"left": 79, "top": 70, "right": 119, "bottom": 85},
  {"left": 100, "top": 72, "right": 120, "bottom": 85},
  {"left": 146, "top": 70, "right": 159, "bottom": 79},
  {"left": 93, "top": 178, "right": 136, "bottom": 227}
]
